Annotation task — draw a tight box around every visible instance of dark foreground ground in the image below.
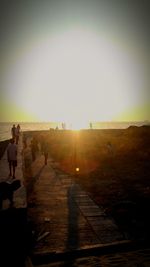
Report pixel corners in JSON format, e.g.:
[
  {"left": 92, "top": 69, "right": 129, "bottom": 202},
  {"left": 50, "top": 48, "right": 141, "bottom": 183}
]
[{"left": 0, "top": 208, "right": 30, "bottom": 267}]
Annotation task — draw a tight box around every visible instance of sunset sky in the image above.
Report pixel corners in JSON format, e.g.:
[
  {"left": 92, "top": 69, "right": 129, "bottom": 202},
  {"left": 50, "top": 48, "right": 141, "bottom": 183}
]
[{"left": 0, "top": 0, "right": 149, "bottom": 127}]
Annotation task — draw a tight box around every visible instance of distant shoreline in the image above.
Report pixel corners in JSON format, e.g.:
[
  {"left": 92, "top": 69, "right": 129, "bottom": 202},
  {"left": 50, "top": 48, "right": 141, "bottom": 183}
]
[
  {"left": 0, "top": 121, "right": 149, "bottom": 142},
  {"left": 0, "top": 125, "right": 149, "bottom": 160}
]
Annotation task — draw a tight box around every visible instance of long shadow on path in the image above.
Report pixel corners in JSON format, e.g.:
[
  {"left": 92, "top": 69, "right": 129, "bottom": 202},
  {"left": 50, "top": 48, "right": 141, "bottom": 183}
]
[
  {"left": 66, "top": 184, "right": 79, "bottom": 250},
  {"left": 64, "top": 183, "right": 80, "bottom": 266},
  {"left": 27, "top": 165, "right": 45, "bottom": 195}
]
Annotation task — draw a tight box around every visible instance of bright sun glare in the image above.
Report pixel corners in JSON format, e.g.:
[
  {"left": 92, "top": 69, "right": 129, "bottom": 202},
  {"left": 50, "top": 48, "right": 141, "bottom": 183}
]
[
  {"left": 7, "top": 28, "right": 144, "bottom": 124},
  {"left": 65, "top": 113, "right": 89, "bottom": 129}
]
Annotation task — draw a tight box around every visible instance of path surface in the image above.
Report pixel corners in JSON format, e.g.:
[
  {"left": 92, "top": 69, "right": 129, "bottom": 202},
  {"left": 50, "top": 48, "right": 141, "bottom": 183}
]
[
  {"left": 25, "top": 141, "right": 124, "bottom": 255},
  {"left": 24, "top": 136, "right": 150, "bottom": 266},
  {"left": 26, "top": 247, "right": 150, "bottom": 267},
  {"left": 0, "top": 135, "right": 150, "bottom": 266}
]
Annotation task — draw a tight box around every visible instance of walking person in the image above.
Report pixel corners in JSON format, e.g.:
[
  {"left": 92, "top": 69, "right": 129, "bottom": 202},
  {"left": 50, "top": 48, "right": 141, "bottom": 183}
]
[
  {"left": 43, "top": 145, "right": 49, "bottom": 165},
  {"left": 89, "top": 122, "right": 93, "bottom": 129},
  {"left": 11, "top": 124, "right": 16, "bottom": 141},
  {"left": 41, "top": 137, "right": 49, "bottom": 165},
  {"left": 106, "top": 141, "right": 114, "bottom": 156},
  {"left": 41, "top": 139, "right": 49, "bottom": 165},
  {"left": 31, "top": 137, "right": 38, "bottom": 161},
  {"left": 7, "top": 138, "right": 17, "bottom": 179},
  {"left": 16, "top": 124, "right": 21, "bottom": 144}
]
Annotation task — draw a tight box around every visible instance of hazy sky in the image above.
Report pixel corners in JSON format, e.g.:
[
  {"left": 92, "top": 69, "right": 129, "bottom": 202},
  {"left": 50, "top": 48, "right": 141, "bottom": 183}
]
[{"left": 0, "top": 0, "right": 149, "bottom": 126}]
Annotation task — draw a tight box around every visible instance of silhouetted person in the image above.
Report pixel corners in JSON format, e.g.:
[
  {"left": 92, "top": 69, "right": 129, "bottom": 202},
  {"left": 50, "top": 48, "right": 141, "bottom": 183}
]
[
  {"left": 107, "top": 141, "right": 114, "bottom": 156},
  {"left": 41, "top": 140, "right": 49, "bottom": 165},
  {"left": 89, "top": 122, "right": 92, "bottom": 129},
  {"left": 62, "top": 122, "right": 66, "bottom": 130},
  {"left": 11, "top": 124, "right": 16, "bottom": 141},
  {"left": 7, "top": 138, "right": 17, "bottom": 179},
  {"left": 31, "top": 137, "right": 38, "bottom": 161},
  {"left": 16, "top": 124, "right": 21, "bottom": 144}
]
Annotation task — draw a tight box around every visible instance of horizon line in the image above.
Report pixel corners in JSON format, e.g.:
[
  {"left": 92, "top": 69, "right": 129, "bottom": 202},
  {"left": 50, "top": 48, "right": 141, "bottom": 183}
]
[{"left": 0, "top": 120, "right": 149, "bottom": 123}]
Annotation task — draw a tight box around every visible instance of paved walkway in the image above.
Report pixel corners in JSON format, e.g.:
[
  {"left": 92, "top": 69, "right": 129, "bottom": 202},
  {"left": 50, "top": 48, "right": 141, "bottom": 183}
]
[
  {"left": 1, "top": 135, "right": 150, "bottom": 266},
  {"left": 24, "top": 140, "right": 124, "bottom": 254},
  {"left": 24, "top": 136, "right": 150, "bottom": 266}
]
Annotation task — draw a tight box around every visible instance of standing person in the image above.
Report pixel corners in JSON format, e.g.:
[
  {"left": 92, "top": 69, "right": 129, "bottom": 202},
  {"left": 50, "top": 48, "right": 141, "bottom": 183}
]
[
  {"left": 30, "top": 137, "right": 38, "bottom": 161},
  {"left": 41, "top": 140, "right": 49, "bottom": 165},
  {"left": 106, "top": 142, "right": 114, "bottom": 156},
  {"left": 11, "top": 124, "right": 16, "bottom": 141},
  {"left": 7, "top": 138, "right": 17, "bottom": 179},
  {"left": 16, "top": 124, "right": 21, "bottom": 144}
]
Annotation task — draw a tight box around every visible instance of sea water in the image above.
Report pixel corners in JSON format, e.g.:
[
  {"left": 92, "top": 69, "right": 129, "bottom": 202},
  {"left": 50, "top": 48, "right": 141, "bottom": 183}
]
[
  {"left": 0, "top": 121, "right": 148, "bottom": 141},
  {"left": 0, "top": 122, "right": 58, "bottom": 141}
]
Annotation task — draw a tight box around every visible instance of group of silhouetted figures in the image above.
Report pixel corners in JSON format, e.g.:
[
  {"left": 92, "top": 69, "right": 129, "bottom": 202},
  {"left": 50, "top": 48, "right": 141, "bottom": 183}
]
[
  {"left": 30, "top": 136, "right": 49, "bottom": 165},
  {"left": 11, "top": 124, "right": 21, "bottom": 144},
  {"left": 6, "top": 124, "right": 21, "bottom": 179}
]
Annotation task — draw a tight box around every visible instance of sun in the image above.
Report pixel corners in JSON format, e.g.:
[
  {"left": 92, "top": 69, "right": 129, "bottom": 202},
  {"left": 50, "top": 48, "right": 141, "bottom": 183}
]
[{"left": 67, "top": 119, "right": 88, "bottom": 130}]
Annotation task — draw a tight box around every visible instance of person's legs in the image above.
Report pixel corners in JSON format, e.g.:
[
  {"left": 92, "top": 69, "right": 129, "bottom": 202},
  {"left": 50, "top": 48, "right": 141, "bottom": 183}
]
[
  {"left": 9, "top": 161, "right": 12, "bottom": 176},
  {"left": 12, "top": 135, "right": 16, "bottom": 143},
  {"left": 16, "top": 135, "right": 19, "bottom": 144},
  {"left": 12, "top": 161, "right": 16, "bottom": 178},
  {"left": 12, "top": 165, "right": 16, "bottom": 178}
]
